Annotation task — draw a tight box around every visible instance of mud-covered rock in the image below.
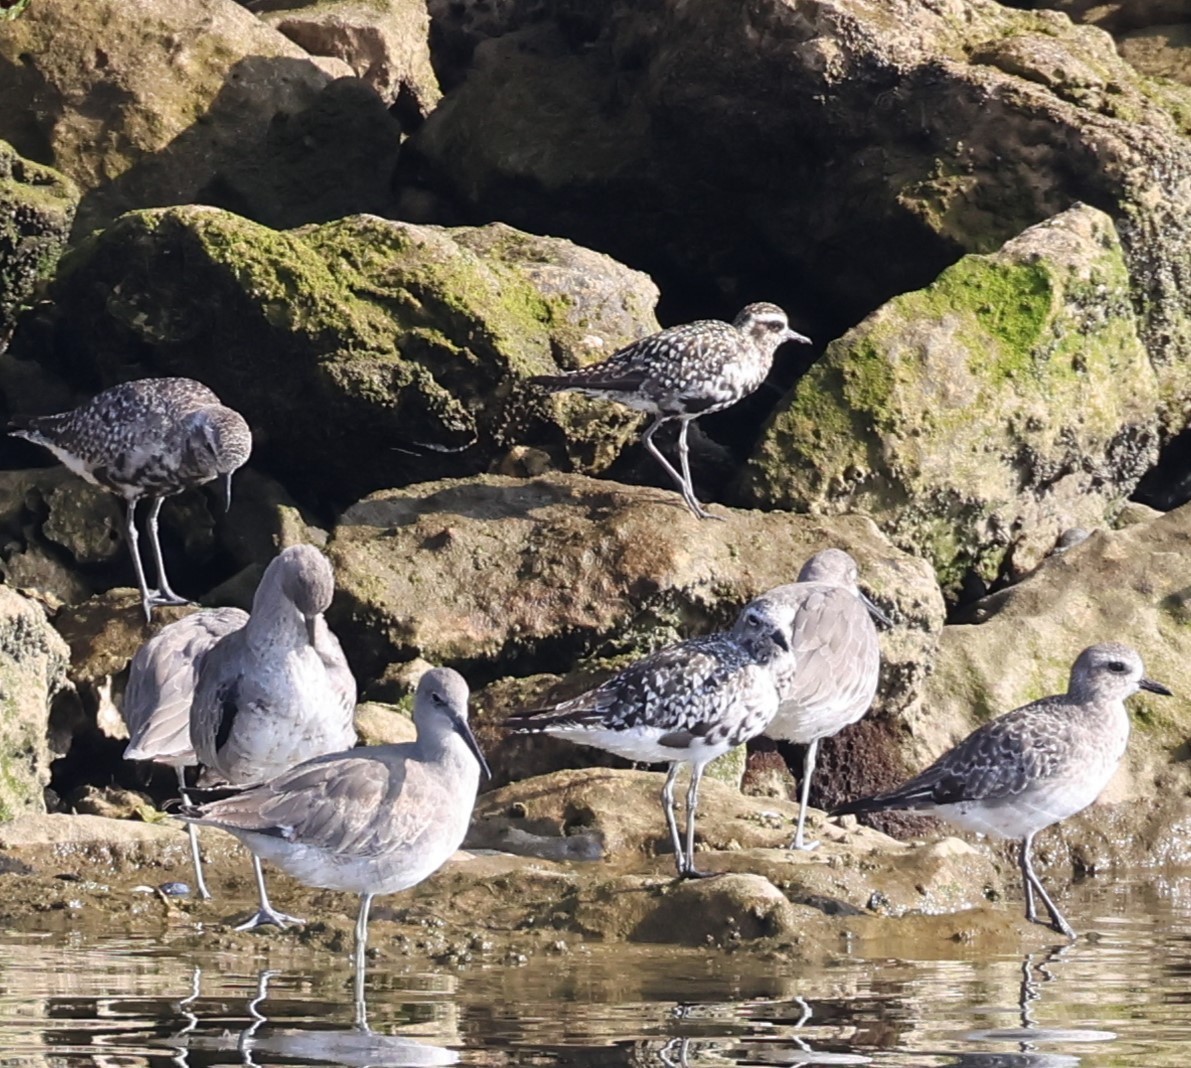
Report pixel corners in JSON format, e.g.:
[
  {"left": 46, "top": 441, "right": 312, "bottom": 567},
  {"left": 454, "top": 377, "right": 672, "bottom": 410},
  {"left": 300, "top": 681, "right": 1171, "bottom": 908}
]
[
  {"left": 0, "top": 586, "right": 71, "bottom": 819},
  {"left": 0, "top": 0, "right": 381, "bottom": 235},
  {"left": 0, "top": 141, "right": 77, "bottom": 336},
  {"left": 743, "top": 205, "right": 1160, "bottom": 594},
  {"left": 21, "top": 207, "right": 657, "bottom": 502},
  {"left": 259, "top": 0, "right": 441, "bottom": 115}
]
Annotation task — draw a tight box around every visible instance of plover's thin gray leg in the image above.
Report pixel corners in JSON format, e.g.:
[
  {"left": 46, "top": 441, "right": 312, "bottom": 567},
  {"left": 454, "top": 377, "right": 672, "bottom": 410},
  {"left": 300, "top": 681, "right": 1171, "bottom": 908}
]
[
  {"left": 1020, "top": 834, "right": 1075, "bottom": 938},
  {"left": 124, "top": 498, "right": 157, "bottom": 624},
  {"left": 642, "top": 417, "right": 709, "bottom": 519},
  {"left": 146, "top": 496, "right": 191, "bottom": 607},
  {"left": 175, "top": 767, "right": 211, "bottom": 900},
  {"left": 353, "top": 892, "right": 375, "bottom": 1032},
  {"left": 661, "top": 763, "right": 686, "bottom": 872},
  {"left": 790, "top": 738, "right": 821, "bottom": 851},
  {"left": 680, "top": 762, "right": 714, "bottom": 878},
  {"left": 235, "top": 855, "right": 305, "bottom": 930},
  {"left": 675, "top": 419, "right": 722, "bottom": 522}
]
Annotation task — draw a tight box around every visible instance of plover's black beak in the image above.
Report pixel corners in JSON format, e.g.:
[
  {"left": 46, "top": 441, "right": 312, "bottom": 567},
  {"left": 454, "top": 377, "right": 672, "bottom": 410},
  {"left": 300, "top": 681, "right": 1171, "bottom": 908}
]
[
  {"left": 456, "top": 715, "right": 492, "bottom": 779},
  {"left": 223, "top": 472, "right": 234, "bottom": 512},
  {"left": 306, "top": 617, "right": 318, "bottom": 646},
  {"left": 770, "top": 627, "right": 790, "bottom": 653},
  {"left": 1140, "top": 677, "right": 1173, "bottom": 696},
  {"left": 784, "top": 327, "right": 812, "bottom": 346},
  {"left": 860, "top": 591, "right": 893, "bottom": 628}
]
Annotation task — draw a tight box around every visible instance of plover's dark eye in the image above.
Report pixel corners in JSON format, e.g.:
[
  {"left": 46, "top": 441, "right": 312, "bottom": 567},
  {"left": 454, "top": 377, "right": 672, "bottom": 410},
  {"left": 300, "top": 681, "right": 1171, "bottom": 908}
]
[{"left": 1108, "top": 661, "right": 1128, "bottom": 673}]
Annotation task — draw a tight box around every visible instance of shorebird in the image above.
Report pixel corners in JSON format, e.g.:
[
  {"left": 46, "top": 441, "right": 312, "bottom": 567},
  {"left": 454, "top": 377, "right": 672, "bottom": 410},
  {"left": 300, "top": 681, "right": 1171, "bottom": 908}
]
[
  {"left": 9, "top": 377, "right": 252, "bottom": 622},
  {"left": 123, "top": 606, "right": 248, "bottom": 899},
  {"left": 529, "top": 303, "right": 810, "bottom": 519},
  {"left": 505, "top": 601, "right": 796, "bottom": 877},
  {"left": 737, "top": 549, "right": 889, "bottom": 850},
  {"left": 188, "top": 544, "right": 358, "bottom": 929},
  {"left": 182, "top": 667, "right": 488, "bottom": 1024},
  {"left": 833, "top": 643, "right": 1170, "bottom": 937}
]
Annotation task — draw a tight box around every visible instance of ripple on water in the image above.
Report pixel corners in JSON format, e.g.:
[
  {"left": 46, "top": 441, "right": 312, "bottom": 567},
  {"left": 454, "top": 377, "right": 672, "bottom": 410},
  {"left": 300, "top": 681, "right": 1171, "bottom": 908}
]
[{"left": 0, "top": 875, "right": 1188, "bottom": 1067}]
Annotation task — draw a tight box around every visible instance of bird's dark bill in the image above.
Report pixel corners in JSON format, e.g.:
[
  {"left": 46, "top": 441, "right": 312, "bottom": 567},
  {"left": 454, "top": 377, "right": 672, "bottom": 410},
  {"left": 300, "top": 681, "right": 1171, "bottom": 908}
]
[
  {"left": 457, "top": 716, "right": 492, "bottom": 779},
  {"left": 860, "top": 591, "right": 893, "bottom": 627},
  {"left": 1140, "top": 677, "right": 1173, "bottom": 696}
]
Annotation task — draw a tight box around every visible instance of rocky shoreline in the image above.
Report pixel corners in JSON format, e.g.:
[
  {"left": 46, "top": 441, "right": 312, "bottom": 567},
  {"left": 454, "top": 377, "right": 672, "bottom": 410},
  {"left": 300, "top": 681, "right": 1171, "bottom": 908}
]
[{"left": 1, "top": 0, "right": 1190, "bottom": 951}]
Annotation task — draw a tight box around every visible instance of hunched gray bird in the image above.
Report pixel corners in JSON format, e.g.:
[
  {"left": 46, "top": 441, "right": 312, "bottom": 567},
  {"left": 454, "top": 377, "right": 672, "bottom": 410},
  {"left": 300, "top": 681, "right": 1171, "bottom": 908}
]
[
  {"left": 505, "top": 599, "right": 797, "bottom": 877},
  {"left": 736, "top": 549, "right": 889, "bottom": 850},
  {"left": 833, "top": 642, "right": 1170, "bottom": 938},
  {"left": 122, "top": 605, "right": 249, "bottom": 899},
  {"left": 187, "top": 544, "right": 358, "bottom": 929},
  {"left": 529, "top": 303, "right": 810, "bottom": 520},
  {"left": 181, "top": 667, "right": 488, "bottom": 1025},
  {"left": 8, "top": 377, "right": 252, "bottom": 622}
]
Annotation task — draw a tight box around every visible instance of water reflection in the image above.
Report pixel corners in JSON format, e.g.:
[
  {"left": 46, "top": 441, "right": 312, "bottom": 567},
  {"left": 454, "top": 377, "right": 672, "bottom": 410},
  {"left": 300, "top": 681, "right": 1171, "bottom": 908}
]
[{"left": 0, "top": 878, "right": 1189, "bottom": 1066}]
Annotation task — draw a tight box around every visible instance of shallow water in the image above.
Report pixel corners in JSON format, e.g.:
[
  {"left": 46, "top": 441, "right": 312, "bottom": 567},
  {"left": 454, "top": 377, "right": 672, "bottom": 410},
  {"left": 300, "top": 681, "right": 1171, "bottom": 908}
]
[{"left": 2, "top": 873, "right": 1190, "bottom": 1068}]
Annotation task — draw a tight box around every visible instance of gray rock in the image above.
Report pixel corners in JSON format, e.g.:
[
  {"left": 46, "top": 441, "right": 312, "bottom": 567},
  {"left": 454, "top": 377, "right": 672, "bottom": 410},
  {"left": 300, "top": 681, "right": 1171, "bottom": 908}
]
[{"left": 259, "top": 0, "right": 441, "bottom": 114}]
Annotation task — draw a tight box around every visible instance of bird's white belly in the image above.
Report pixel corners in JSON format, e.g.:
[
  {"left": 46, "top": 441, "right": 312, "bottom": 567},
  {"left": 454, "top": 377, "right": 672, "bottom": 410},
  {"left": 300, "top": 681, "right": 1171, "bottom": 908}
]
[
  {"left": 547, "top": 724, "right": 732, "bottom": 767},
  {"left": 937, "top": 772, "right": 1114, "bottom": 840}
]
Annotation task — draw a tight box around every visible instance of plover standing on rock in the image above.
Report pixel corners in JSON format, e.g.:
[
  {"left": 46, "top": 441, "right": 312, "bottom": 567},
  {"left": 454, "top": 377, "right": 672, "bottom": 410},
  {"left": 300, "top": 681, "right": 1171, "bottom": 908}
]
[
  {"left": 833, "top": 642, "right": 1170, "bottom": 938},
  {"left": 506, "top": 600, "right": 797, "bottom": 877},
  {"left": 737, "top": 549, "right": 888, "bottom": 850},
  {"left": 182, "top": 667, "right": 487, "bottom": 1026},
  {"left": 9, "top": 377, "right": 252, "bottom": 622},
  {"left": 529, "top": 303, "right": 810, "bottom": 519},
  {"left": 187, "top": 544, "right": 358, "bottom": 929}
]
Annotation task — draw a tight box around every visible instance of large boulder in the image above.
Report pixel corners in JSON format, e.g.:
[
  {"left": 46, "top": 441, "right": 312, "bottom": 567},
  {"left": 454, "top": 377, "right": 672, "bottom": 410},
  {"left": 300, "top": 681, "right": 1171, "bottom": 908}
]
[
  {"left": 413, "top": 0, "right": 1191, "bottom": 378},
  {"left": 326, "top": 471, "right": 945, "bottom": 785},
  {"left": 741, "top": 205, "right": 1160, "bottom": 594},
  {"left": 0, "top": 586, "right": 71, "bottom": 819},
  {"left": 15, "top": 207, "right": 659, "bottom": 502},
  {"left": 0, "top": 0, "right": 408, "bottom": 235},
  {"left": 0, "top": 141, "right": 77, "bottom": 337}
]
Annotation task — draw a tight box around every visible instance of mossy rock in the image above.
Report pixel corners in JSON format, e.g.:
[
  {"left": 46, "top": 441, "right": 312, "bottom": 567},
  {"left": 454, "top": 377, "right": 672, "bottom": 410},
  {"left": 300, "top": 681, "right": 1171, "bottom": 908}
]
[
  {"left": 0, "top": 585, "right": 70, "bottom": 820},
  {"left": 23, "top": 206, "right": 658, "bottom": 502},
  {"left": 0, "top": 140, "right": 77, "bottom": 335},
  {"left": 742, "top": 204, "right": 1160, "bottom": 595}
]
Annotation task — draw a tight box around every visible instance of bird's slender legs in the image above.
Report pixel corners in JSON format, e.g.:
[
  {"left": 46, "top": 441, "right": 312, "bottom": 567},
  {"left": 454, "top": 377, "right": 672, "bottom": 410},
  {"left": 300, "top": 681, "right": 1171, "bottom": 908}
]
[
  {"left": 238, "top": 969, "right": 275, "bottom": 1062},
  {"left": 676, "top": 419, "right": 722, "bottom": 522},
  {"left": 145, "top": 496, "right": 190, "bottom": 607},
  {"left": 661, "top": 763, "right": 686, "bottom": 873},
  {"left": 235, "top": 855, "right": 305, "bottom": 930},
  {"left": 1019, "top": 834, "right": 1075, "bottom": 939},
  {"left": 175, "top": 767, "right": 211, "bottom": 900},
  {"left": 125, "top": 496, "right": 189, "bottom": 622},
  {"left": 353, "top": 893, "right": 375, "bottom": 1032},
  {"left": 680, "top": 762, "right": 714, "bottom": 878},
  {"left": 641, "top": 418, "right": 717, "bottom": 521},
  {"left": 790, "top": 739, "right": 821, "bottom": 851}
]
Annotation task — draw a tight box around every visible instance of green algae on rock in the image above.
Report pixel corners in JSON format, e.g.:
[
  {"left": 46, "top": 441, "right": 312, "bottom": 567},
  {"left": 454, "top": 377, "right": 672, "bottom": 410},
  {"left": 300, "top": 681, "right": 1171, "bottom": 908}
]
[
  {"left": 742, "top": 205, "right": 1159, "bottom": 595},
  {"left": 0, "top": 141, "right": 77, "bottom": 336},
  {"left": 26, "top": 207, "right": 658, "bottom": 501},
  {"left": 0, "top": 586, "right": 70, "bottom": 820}
]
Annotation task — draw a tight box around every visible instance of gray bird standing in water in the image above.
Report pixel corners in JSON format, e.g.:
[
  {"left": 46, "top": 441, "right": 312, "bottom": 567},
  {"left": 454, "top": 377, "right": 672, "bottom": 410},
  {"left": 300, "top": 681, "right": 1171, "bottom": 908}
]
[
  {"left": 737, "top": 549, "right": 888, "bottom": 850},
  {"left": 188, "top": 544, "right": 358, "bottom": 929},
  {"left": 834, "top": 643, "right": 1170, "bottom": 938},
  {"left": 182, "top": 667, "right": 487, "bottom": 1025},
  {"left": 529, "top": 303, "right": 809, "bottom": 519},
  {"left": 8, "top": 377, "right": 252, "bottom": 622}
]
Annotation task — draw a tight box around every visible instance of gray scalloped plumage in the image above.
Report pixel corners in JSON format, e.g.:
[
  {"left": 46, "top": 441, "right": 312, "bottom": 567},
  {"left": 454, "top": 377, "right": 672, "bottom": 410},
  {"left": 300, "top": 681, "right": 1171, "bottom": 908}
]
[
  {"left": 834, "top": 642, "right": 1171, "bottom": 937},
  {"left": 9, "top": 377, "right": 251, "bottom": 622}
]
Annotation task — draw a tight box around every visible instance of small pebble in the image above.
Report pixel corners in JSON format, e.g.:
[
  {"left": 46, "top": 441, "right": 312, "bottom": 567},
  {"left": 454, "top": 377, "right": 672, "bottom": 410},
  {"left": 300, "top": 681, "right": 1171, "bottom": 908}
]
[{"left": 158, "top": 881, "right": 191, "bottom": 897}]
